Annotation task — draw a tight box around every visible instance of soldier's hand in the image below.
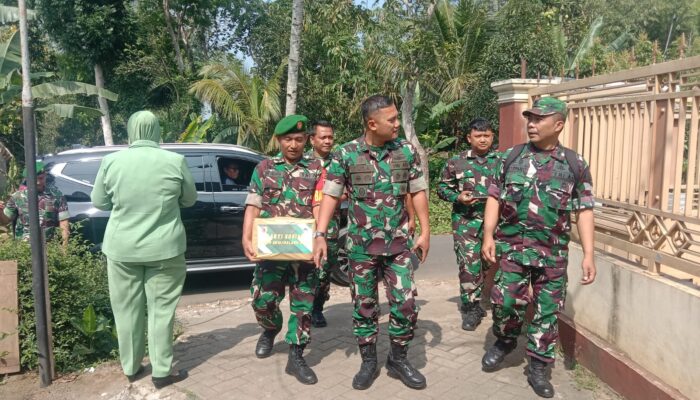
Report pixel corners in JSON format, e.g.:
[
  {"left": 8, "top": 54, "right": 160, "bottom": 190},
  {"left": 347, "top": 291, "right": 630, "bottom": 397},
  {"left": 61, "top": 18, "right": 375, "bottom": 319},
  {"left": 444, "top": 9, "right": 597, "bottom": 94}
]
[
  {"left": 580, "top": 257, "right": 596, "bottom": 285},
  {"left": 482, "top": 236, "right": 496, "bottom": 264},
  {"left": 412, "top": 235, "right": 429, "bottom": 263},
  {"left": 313, "top": 237, "right": 327, "bottom": 269},
  {"left": 457, "top": 191, "right": 472, "bottom": 205},
  {"left": 0, "top": 201, "right": 5, "bottom": 211},
  {"left": 243, "top": 238, "right": 259, "bottom": 262}
]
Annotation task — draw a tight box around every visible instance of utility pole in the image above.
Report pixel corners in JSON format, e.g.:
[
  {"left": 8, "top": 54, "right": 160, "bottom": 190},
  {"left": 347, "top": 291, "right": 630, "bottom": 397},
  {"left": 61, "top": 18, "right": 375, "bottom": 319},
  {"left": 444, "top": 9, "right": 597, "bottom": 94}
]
[{"left": 18, "top": 0, "right": 53, "bottom": 387}]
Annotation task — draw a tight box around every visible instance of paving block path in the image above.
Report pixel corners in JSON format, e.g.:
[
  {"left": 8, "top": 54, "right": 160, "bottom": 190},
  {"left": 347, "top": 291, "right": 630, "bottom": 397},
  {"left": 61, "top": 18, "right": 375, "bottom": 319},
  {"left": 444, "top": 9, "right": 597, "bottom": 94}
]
[{"left": 169, "top": 279, "right": 618, "bottom": 400}]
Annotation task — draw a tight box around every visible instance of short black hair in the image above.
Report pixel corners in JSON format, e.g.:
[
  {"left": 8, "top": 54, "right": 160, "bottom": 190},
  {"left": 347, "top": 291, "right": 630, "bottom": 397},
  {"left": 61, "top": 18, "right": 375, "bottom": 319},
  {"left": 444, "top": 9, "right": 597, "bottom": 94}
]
[
  {"left": 467, "top": 118, "right": 492, "bottom": 134},
  {"left": 309, "top": 120, "right": 334, "bottom": 135},
  {"left": 361, "top": 95, "right": 394, "bottom": 125}
]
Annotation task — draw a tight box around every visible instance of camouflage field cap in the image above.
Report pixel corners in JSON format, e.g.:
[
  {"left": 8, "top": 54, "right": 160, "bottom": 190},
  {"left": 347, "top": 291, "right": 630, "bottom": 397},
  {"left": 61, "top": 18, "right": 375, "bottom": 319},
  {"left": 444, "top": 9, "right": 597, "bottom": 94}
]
[
  {"left": 22, "top": 161, "right": 46, "bottom": 178},
  {"left": 523, "top": 97, "right": 567, "bottom": 120},
  {"left": 274, "top": 114, "right": 309, "bottom": 136}
]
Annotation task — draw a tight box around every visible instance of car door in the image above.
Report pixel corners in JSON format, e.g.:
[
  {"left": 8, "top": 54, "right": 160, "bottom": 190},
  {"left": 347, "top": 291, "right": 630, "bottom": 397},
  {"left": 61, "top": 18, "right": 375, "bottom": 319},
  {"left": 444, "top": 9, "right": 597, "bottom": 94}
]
[
  {"left": 179, "top": 153, "right": 219, "bottom": 259},
  {"left": 211, "top": 152, "right": 263, "bottom": 258}
]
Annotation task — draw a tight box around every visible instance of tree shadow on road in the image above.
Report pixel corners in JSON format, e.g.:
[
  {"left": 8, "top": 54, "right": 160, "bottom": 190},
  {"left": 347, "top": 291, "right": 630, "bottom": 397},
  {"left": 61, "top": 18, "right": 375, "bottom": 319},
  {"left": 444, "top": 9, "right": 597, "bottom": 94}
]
[{"left": 171, "top": 323, "right": 260, "bottom": 372}]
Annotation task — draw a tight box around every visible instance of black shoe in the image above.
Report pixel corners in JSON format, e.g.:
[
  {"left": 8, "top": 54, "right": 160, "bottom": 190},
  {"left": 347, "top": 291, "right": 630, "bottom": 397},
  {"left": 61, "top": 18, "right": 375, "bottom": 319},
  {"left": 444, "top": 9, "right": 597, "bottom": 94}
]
[
  {"left": 461, "top": 301, "right": 486, "bottom": 331},
  {"left": 352, "top": 344, "right": 379, "bottom": 390},
  {"left": 126, "top": 365, "right": 145, "bottom": 383},
  {"left": 285, "top": 344, "right": 318, "bottom": 385},
  {"left": 481, "top": 338, "right": 517, "bottom": 372},
  {"left": 311, "top": 309, "right": 327, "bottom": 328},
  {"left": 386, "top": 343, "right": 426, "bottom": 390},
  {"left": 528, "top": 357, "right": 555, "bottom": 398},
  {"left": 255, "top": 329, "right": 280, "bottom": 358},
  {"left": 152, "top": 369, "right": 188, "bottom": 389}
]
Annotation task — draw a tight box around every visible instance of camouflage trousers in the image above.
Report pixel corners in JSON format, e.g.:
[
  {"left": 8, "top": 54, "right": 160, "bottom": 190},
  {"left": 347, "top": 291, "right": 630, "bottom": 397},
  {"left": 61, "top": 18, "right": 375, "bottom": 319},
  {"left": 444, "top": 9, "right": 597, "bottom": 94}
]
[
  {"left": 250, "top": 261, "right": 319, "bottom": 345},
  {"left": 348, "top": 251, "right": 418, "bottom": 346},
  {"left": 315, "top": 238, "right": 339, "bottom": 304},
  {"left": 453, "top": 234, "right": 487, "bottom": 305},
  {"left": 490, "top": 258, "right": 567, "bottom": 362}
]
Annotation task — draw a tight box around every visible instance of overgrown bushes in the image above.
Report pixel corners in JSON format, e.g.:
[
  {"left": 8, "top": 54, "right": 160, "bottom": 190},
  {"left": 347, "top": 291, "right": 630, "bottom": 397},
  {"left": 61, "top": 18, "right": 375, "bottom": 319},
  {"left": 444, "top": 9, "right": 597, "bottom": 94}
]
[{"left": 0, "top": 236, "right": 117, "bottom": 372}]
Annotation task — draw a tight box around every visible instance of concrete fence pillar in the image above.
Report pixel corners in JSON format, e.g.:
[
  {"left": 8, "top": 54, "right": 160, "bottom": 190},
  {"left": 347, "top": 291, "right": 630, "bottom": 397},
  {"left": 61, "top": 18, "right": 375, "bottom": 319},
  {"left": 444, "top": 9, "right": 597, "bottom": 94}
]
[{"left": 490, "top": 78, "right": 561, "bottom": 151}]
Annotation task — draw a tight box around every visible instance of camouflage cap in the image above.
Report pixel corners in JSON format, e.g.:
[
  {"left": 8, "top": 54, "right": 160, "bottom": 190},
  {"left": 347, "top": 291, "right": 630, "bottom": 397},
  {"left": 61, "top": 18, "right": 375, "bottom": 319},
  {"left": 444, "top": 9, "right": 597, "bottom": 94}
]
[
  {"left": 273, "top": 114, "right": 309, "bottom": 136},
  {"left": 22, "top": 161, "right": 45, "bottom": 178},
  {"left": 523, "top": 97, "right": 567, "bottom": 120}
]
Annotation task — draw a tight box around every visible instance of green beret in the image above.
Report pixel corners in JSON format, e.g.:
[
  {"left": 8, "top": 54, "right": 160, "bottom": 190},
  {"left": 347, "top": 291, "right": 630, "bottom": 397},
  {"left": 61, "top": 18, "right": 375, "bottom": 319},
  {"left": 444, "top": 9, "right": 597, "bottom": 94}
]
[
  {"left": 22, "top": 161, "right": 45, "bottom": 178},
  {"left": 273, "top": 114, "right": 309, "bottom": 136},
  {"left": 523, "top": 97, "right": 567, "bottom": 120}
]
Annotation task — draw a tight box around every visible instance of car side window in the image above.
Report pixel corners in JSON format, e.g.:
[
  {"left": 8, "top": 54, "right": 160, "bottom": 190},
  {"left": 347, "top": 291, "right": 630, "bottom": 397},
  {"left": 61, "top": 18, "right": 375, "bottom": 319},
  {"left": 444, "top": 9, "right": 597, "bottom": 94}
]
[
  {"left": 185, "top": 155, "right": 208, "bottom": 192},
  {"left": 62, "top": 160, "right": 102, "bottom": 185},
  {"left": 217, "top": 156, "right": 255, "bottom": 191}
]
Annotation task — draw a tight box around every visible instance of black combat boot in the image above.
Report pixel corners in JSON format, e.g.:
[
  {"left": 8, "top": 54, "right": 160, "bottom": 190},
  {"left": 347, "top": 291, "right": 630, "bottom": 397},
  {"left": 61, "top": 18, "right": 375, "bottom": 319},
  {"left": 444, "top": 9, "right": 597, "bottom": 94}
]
[
  {"left": 528, "top": 357, "right": 554, "bottom": 398},
  {"left": 311, "top": 296, "right": 327, "bottom": 328},
  {"left": 461, "top": 301, "right": 486, "bottom": 331},
  {"left": 386, "top": 342, "right": 426, "bottom": 389},
  {"left": 352, "top": 344, "right": 379, "bottom": 390},
  {"left": 254, "top": 329, "right": 279, "bottom": 358},
  {"left": 481, "top": 338, "right": 517, "bottom": 372},
  {"left": 285, "top": 344, "right": 318, "bottom": 385},
  {"left": 152, "top": 369, "right": 188, "bottom": 389}
]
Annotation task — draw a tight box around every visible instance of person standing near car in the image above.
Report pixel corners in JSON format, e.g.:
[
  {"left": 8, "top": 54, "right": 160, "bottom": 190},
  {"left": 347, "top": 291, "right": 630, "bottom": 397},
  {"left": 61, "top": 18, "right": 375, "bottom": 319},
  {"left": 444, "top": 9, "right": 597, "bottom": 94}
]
[
  {"left": 91, "top": 110, "right": 197, "bottom": 389},
  {"left": 242, "top": 114, "right": 325, "bottom": 385},
  {"left": 306, "top": 120, "right": 341, "bottom": 328},
  {"left": 436, "top": 118, "right": 500, "bottom": 331},
  {"left": 314, "top": 95, "right": 430, "bottom": 391},
  {"left": 0, "top": 161, "right": 70, "bottom": 246}
]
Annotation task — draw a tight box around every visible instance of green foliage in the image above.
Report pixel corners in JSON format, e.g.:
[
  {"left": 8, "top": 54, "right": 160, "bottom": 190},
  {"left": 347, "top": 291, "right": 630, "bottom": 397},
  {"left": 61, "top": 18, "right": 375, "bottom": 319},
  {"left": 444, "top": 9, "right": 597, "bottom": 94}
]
[
  {"left": 70, "top": 304, "right": 118, "bottom": 358},
  {"left": 428, "top": 189, "right": 452, "bottom": 235},
  {"left": 0, "top": 236, "right": 115, "bottom": 371}
]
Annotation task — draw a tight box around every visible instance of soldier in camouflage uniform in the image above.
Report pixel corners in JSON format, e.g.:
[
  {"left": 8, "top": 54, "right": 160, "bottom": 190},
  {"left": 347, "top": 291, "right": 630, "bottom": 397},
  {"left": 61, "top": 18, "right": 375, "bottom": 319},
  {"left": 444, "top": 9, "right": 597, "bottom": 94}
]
[
  {"left": 314, "top": 95, "right": 430, "bottom": 390},
  {"left": 437, "top": 118, "right": 499, "bottom": 331},
  {"left": 480, "top": 98, "right": 597, "bottom": 398},
  {"left": 0, "top": 161, "right": 70, "bottom": 245},
  {"left": 242, "top": 114, "right": 324, "bottom": 385},
  {"left": 306, "top": 120, "right": 341, "bottom": 328}
]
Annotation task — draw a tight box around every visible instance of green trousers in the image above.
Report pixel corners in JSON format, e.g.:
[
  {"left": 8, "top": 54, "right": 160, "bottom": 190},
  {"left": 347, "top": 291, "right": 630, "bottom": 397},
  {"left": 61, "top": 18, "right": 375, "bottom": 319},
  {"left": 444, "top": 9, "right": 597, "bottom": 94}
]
[{"left": 107, "top": 254, "right": 186, "bottom": 378}]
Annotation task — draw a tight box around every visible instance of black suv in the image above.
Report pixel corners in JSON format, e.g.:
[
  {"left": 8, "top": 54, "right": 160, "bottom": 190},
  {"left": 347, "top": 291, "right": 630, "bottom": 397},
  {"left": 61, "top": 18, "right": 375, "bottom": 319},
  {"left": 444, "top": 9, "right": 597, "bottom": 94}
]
[{"left": 41, "top": 143, "right": 265, "bottom": 273}]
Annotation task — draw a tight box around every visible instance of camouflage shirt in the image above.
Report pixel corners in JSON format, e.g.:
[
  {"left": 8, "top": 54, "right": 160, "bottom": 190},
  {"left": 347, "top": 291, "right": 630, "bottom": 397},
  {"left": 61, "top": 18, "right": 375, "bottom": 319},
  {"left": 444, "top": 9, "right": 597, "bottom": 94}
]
[
  {"left": 323, "top": 136, "right": 427, "bottom": 256},
  {"left": 246, "top": 153, "right": 324, "bottom": 219},
  {"left": 437, "top": 149, "right": 501, "bottom": 239},
  {"left": 488, "top": 142, "right": 595, "bottom": 267},
  {"left": 4, "top": 183, "right": 70, "bottom": 241},
  {"left": 307, "top": 150, "right": 342, "bottom": 239}
]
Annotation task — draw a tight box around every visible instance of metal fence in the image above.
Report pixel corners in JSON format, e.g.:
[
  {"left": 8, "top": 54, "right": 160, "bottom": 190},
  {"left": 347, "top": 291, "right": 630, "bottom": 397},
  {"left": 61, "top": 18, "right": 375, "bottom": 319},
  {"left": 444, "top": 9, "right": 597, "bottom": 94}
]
[{"left": 529, "top": 56, "right": 700, "bottom": 278}]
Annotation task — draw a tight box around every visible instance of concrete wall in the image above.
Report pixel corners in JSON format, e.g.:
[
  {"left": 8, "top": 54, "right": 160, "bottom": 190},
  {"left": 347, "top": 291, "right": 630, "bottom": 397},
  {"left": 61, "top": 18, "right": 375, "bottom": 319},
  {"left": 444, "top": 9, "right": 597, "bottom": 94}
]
[{"left": 565, "top": 245, "right": 700, "bottom": 400}]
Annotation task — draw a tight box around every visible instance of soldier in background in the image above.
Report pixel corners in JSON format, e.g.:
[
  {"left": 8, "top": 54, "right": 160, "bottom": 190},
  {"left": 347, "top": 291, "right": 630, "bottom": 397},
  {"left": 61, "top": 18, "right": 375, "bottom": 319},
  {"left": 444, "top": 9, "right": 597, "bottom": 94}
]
[
  {"left": 0, "top": 161, "right": 70, "bottom": 246},
  {"left": 480, "top": 97, "right": 597, "bottom": 398},
  {"left": 242, "top": 114, "right": 324, "bottom": 385},
  {"left": 437, "top": 118, "right": 500, "bottom": 331},
  {"left": 314, "top": 95, "right": 430, "bottom": 391},
  {"left": 306, "top": 120, "right": 340, "bottom": 328}
]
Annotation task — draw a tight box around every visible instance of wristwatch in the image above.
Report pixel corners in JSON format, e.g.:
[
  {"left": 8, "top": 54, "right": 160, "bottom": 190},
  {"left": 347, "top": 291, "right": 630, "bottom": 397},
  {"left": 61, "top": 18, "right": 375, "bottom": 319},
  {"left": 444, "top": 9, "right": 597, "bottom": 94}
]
[{"left": 313, "top": 231, "right": 327, "bottom": 239}]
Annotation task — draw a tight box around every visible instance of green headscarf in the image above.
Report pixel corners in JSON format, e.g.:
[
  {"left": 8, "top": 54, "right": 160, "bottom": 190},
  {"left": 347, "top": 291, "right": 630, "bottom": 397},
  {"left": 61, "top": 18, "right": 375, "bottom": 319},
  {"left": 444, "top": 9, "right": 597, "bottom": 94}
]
[{"left": 127, "top": 110, "right": 161, "bottom": 144}]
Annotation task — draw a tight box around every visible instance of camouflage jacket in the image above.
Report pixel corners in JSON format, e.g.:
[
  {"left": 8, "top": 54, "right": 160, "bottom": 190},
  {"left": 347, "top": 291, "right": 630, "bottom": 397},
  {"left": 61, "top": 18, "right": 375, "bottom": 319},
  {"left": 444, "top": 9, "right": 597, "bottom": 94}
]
[
  {"left": 307, "top": 150, "right": 342, "bottom": 240},
  {"left": 488, "top": 142, "right": 595, "bottom": 267},
  {"left": 437, "top": 149, "right": 501, "bottom": 238},
  {"left": 323, "top": 136, "right": 427, "bottom": 256},
  {"left": 4, "top": 183, "right": 70, "bottom": 241},
  {"left": 246, "top": 153, "right": 324, "bottom": 219}
]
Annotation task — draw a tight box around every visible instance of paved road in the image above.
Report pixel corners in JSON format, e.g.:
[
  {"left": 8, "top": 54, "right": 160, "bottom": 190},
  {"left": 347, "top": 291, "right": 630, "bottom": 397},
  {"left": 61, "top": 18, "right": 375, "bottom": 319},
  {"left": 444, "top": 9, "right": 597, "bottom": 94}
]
[{"left": 180, "top": 234, "right": 457, "bottom": 307}]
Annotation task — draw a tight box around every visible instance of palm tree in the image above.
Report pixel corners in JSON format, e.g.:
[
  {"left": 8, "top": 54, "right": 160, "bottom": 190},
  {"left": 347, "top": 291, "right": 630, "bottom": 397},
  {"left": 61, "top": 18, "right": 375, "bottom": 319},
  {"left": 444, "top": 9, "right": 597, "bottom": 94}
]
[{"left": 189, "top": 59, "right": 285, "bottom": 153}]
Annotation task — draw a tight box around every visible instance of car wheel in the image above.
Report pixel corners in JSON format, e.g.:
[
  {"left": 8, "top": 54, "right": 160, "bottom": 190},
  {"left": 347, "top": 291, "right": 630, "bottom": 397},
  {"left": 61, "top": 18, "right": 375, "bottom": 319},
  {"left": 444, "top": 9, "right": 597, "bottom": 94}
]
[{"left": 329, "top": 228, "right": 350, "bottom": 287}]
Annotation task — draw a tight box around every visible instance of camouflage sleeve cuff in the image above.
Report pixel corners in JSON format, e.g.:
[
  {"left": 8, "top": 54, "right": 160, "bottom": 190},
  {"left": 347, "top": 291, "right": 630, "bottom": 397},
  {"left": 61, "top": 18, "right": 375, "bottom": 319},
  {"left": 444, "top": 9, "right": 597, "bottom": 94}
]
[
  {"left": 488, "top": 183, "right": 501, "bottom": 199},
  {"left": 409, "top": 177, "right": 428, "bottom": 193},
  {"left": 323, "top": 180, "right": 344, "bottom": 198},
  {"left": 3, "top": 207, "right": 16, "bottom": 219},
  {"left": 245, "top": 193, "right": 263, "bottom": 208},
  {"left": 58, "top": 211, "right": 70, "bottom": 221}
]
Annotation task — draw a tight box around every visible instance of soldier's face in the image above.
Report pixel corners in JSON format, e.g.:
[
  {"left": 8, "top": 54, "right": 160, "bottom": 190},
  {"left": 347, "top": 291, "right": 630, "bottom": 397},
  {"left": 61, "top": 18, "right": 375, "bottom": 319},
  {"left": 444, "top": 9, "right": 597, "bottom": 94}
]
[
  {"left": 467, "top": 129, "right": 494, "bottom": 155},
  {"left": 526, "top": 114, "right": 564, "bottom": 147},
  {"left": 277, "top": 132, "right": 308, "bottom": 162},
  {"left": 36, "top": 172, "right": 46, "bottom": 191},
  {"left": 367, "top": 105, "right": 400, "bottom": 142},
  {"left": 310, "top": 126, "right": 334, "bottom": 156}
]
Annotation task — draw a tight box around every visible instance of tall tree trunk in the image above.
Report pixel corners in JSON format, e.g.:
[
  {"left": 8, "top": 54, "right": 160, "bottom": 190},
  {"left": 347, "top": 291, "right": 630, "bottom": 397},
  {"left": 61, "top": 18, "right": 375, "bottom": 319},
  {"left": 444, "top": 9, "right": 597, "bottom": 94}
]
[
  {"left": 162, "top": 0, "right": 186, "bottom": 74},
  {"left": 285, "top": 0, "right": 304, "bottom": 116},
  {"left": 94, "top": 63, "right": 114, "bottom": 146},
  {"left": 401, "top": 79, "right": 430, "bottom": 190}
]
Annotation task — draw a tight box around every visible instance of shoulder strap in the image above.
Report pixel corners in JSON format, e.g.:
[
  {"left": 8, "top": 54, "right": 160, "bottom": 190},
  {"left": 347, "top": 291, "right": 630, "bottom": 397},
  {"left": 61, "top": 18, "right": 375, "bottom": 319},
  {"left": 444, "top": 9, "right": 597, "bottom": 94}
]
[
  {"left": 562, "top": 147, "right": 582, "bottom": 185},
  {"left": 502, "top": 143, "right": 527, "bottom": 178}
]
